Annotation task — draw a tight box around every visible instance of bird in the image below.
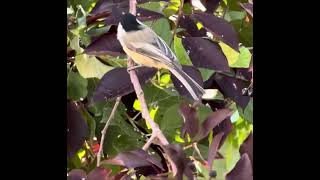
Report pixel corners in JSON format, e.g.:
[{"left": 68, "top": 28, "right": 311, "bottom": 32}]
[{"left": 117, "top": 13, "right": 205, "bottom": 101}]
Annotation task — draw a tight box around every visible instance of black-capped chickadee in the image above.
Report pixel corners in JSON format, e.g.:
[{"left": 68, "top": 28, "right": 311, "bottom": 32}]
[{"left": 117, "top": 13, "right": 205, "bottom": 101}]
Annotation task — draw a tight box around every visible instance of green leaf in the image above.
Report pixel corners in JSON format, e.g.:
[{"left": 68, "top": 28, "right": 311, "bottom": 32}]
[
  {"left": 163, "top": 0, "right": 180, "bottom": 17},
  {"left": 75, "top": 54, "right": 113, "bottom": 79},
  {"left": 133, "top": 99, "right": 142, "bottom": 111},
  {"left": 199, "top": 68, "right": 215, "bottom": 81},
  {"left": 174, "top": 36, "right": 193, "bottom": 65},
  {"left": 230, "top": 46, "right": 252, "bottom": 68},
  {"left": 70, "top": 36, "right": 83, "bottom": 53},
  {"left": 219, "top": 134, "right": 240, "bottom": 172},
  {"left": 224, "top": 10, "right": 247, "bottom": 22},
  {"left": 218, "top": 41, "right": 240, "bottom": 66},
  {"left": 197, "top": 105, "right": 213, "bottom": 124},
  {"left": 243, "top": 98, "right": 253, "bottom": 123},
  {"left": 67, "top": 70, "right": 88, "bottom": 101},
  {"left": 138, "top": 2, "right": 162, "bottom": 13},
  {"left": 147, "top": 18, "right": 172, "bottom": 44},
  {"left": 160, "top": 73, "right": 171, "bottom": 86},
  {"left": 159, "top": 103, "right": 183, "bottom": 142}
]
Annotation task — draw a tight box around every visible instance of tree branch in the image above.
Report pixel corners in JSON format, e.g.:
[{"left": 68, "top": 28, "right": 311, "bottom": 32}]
[
  {"left": 128, "top": 0, "right": 169, "bottom": 149},
  {"left": 96, "top": 96, "right": 122, "bottom": 167}
]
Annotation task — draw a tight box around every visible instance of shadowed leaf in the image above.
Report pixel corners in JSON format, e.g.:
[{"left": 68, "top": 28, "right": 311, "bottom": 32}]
[
  {"left": 67, "top": 102, "right": 88, "bottom": 158},
  {"left": 84, "top": 31, "right": 124, "bottom": 56},
  {"left": 68, "top": 169, "right": 86, "bottom": 180},
  {"left": 192, "top": 13, "right": 239, "bottom": 51},
  {"left": 205, "top": 0, "right": 221, "bottom": 13},
  {"left": 196, "top": 108, "right": 232, "bottom": 141},
  {"left": 163, "top": 144, "right": 195, "bottom": 180},
  {"left": 87, "top": 167, "right": 112, "bottom": 180},
  {"left": 207, "top": 132, "right": 224, "bottom": 173},
  {"left": 239, "top": 132, "right": 253, "bottom": 165},
  {"left": 103, "top": 149, "right": 164, "bottom": 171},
  {"left": 93, "top": 67, "right": 157, "bottom": 102},
  {"left": 179, "top": 103, "right": 199, "bottom": 138},
  {"left": 226, "top": 153, "right": 253, "bottom": 180},
  {"left": 171, "top": 65, "right": 204, "bottom": 100},
  {"left": 182, "top": 37, "right": 230, "bottom": 72},
  {"left": 212, "top": 118, "right": 233, "bottom": 149},
  {"left": 213, "top": 73, "right": 250, "bottom": 108},
  {"left": 178, "top": 15, "right": 206, "bottom": 37}
]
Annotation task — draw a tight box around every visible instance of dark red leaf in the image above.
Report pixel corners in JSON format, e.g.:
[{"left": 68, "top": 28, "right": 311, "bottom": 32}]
[
  {"left": 196, "top": 108, "right": 232, "bottom": 141},
  {"left": 240, "top": 132, "right": 253, "bottom": 166},
  {"left": 192, "top": 13, "right": 239, "bottom": 51},
  {"left": 182, "top": 37, "right": 230, "bottom": 72},
  {"left": 240, "top": 3, "right": 253, "bottom": 18},
  {"left": 226, "top": 153, "right": 253, "bottom": 180},
  {"left": 207, "top": 132, "right": 224, "bottom": 172},
  {"left": 235, "top": 68, "right": 252, "bottom": 82},
  {"left": 68, "top": 169, "right": 86, "bottom": 180},
  {"left": 213, "top": 73, "right": 250, "bottom": 109},
  {"left": 178, "top": 15, "right": 206, "bottom": 37},
  {"left": 103, "top": 149, "right": 164, "bottom": 171},
  {"left": 84, "top": 31, "right": 124, "bottom": 56},
  {"left": 163, "top": 144, "right": 195, "bottom": 180},
  {"left": 205, "top": 0, "right": 221, "bottom": 13},
  {"left": 171, "top": 65, "right": 204, "bottom": 100},
  {"left": 93, "top": 67, "right": 157, "bottom": 102},
  {"left": 87, "top": 167, "right": 112, "bottom": 180},
  {"left": 179, "top": 103, "right": 199, "bottom": 138},
  {"left": 212, "top": 118, "right": 233, "bottom": 149},
  {"left": 67, "top": 102, "right": 88, "bottom": 158}
]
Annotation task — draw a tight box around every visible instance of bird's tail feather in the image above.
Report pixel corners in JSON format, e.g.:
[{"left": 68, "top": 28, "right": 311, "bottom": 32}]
[{"left": 169, "top": 67, "right": 205, "bottom": 101}]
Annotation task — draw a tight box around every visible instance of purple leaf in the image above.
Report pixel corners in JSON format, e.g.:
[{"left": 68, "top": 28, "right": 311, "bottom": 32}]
[
  {"left": 87, "top": 167, "right": 112, "bottom": 180},
  {"left": 240, "top": 132, "right": 253, "bottom": 166},
  {"left": 235, "top": 68, "right": 252, "bottom": 82},
  {"left": 196, "top": 108, "right": 233, "bottom": 141},
  {"left": 93, "top": 67, "right": 157, "bottom": 102},
  {"left": 226, "top": 153, "right": 253, "bottom": 180},
  {"left": 163, "top": 144, "right": 195, "bottom": 180},
  {"left": 103, "top": 149, "right": 164, "bottom": 171},
  {"left": 192, "top": 13, "right": 239, "bottom": 51},
  {"left": 205, "top": 0, "right": 221, "bottom": 13},
  {"left": 105, "top": 7, "right": 164, "bottom": 26},
  {"left": 67, "top": 102, "right": 88, "bottom": 158},
  {"left": 182, "top": 37, "right": 230, "bottom": 72},
  {"left": 68, "top": 169, "right": 86, "bottom": 180},
  {"left": 212, "top": 118, "right": 233, "bottom": 149},
  {"left": 84, "top": 31, "right": 124, "bottom": 56},
  {"left": 213, "top": 73, "right": 250, "bottom": 109},
  {"left": 179, "top": 103, "right": 200, "bottom": 138},
  {"left": 171, "top": 65, "right": 204, "bottom": 100},
  {"left": 89, "top": 0, "right": 128, "bottom": 16},
  {"left": 178, "top": 15, "right": 206, "bottom": 37},
  {"left": 240, "top": 3, "right": 253, "bottom": 18},
  {"left": 207, "top": 132, "right": 224, "bottom": 172}
]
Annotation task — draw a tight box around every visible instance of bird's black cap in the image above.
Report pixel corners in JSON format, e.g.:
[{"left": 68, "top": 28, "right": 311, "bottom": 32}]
[{"left": 120, "top": 13, "right": 143, "bottom": 32}]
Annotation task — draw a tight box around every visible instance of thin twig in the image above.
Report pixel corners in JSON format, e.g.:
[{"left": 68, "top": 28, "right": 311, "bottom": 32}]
[
  {"left": 96, "top": 96, "right": 122, "bottom": 167},
  {"left": 192, "top": 143, "right": 206, "bottom": 163},
  {"left": 169, "top": 0, "right": 184, "bottom": 46}
]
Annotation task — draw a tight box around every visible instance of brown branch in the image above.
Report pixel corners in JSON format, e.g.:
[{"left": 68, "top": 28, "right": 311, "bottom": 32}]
[
  {"left": 96, "top": 96, "right": 122, "bottom": 167},
  {"left": 169, "top": 0, "right": 184, "bottom": 46},
  {"left": 128, "top": 0, "right": 169, "bottom": 149}
]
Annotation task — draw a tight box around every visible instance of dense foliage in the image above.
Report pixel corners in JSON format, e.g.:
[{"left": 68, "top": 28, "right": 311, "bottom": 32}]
[{"left": 67, "top": 0, "right": 253, "bottom": 179}]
